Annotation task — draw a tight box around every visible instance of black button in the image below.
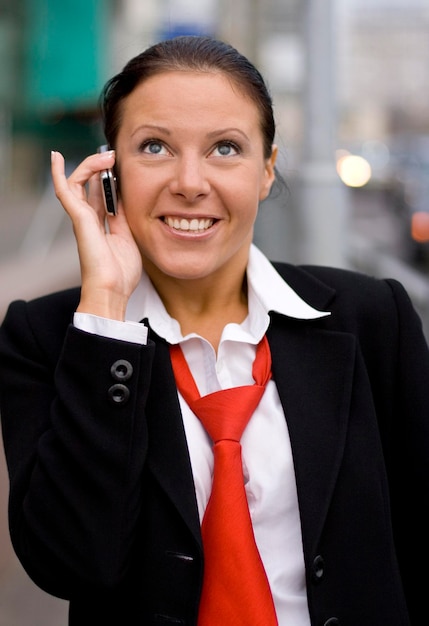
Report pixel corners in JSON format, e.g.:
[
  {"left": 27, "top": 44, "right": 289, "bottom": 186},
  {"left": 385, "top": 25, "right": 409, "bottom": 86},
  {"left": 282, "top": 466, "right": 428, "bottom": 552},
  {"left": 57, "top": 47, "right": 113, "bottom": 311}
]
[
  {"left": 110, "top": 359, "right": 133, "bottom": 382},
  {"left": 311, "top": 554, "right": 325, "bottom": 582},
  {"left": 108, "top": 383, "right": 130, "bottom": 405},
  {"left": 324, "top": 619, "right": 340, "bottom": 626}
]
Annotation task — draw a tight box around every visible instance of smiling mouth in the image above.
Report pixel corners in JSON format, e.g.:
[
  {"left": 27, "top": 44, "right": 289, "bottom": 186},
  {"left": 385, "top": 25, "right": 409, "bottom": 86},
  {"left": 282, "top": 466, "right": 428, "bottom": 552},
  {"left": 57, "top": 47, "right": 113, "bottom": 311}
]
[{"left": 163, "top": 216, "right": 215, "bottom": 232}]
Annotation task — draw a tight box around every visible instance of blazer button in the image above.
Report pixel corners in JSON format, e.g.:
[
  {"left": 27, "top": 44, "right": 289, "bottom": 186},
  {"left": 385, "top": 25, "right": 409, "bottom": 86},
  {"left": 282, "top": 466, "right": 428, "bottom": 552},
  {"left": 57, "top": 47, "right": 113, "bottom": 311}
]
[
  {"left": 324, "top": 619, "right": 340, "bottom": 626},
  {"left": 108, "top": 383, "right": 130, "bottom": 405},
  {"left": 311, "top": 554, "right": 325, "bottom": 582},
  {"left": 110, "top": 359, "right": 133, "bottom": 382}
]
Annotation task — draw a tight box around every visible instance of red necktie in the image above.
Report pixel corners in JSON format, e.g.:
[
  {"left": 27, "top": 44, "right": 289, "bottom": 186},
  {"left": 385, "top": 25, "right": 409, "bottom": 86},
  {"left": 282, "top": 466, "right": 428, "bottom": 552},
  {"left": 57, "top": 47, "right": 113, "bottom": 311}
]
[{"left": 169, "top": 336, "right": 278, "bottom": 625}]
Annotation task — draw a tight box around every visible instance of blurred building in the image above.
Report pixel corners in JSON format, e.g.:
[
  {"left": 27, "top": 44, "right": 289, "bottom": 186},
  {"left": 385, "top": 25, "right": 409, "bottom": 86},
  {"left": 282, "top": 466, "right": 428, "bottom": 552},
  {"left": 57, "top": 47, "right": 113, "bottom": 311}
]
[
  {"left": 0, "top": 0, "right": 119, "bottom": 198},
  {"left": 2, "top": 0, "right": 429, "bottom": 198},
  {"left": 338, "top": 0, "right": 429, "bottom": 142}
]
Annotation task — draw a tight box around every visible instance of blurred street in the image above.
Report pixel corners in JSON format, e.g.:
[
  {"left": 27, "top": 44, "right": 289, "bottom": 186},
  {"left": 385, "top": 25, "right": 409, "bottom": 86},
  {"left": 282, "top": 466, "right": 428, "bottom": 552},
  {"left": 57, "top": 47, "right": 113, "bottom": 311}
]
[
  {"left": 347, "top": 186, "right": 429, "bottom": 341},
  {"left": 0, "top": 193, "right": 73, "bottom": 625},
  {"left": 0, "top": 191, "right": 80, "bottom": 322}
]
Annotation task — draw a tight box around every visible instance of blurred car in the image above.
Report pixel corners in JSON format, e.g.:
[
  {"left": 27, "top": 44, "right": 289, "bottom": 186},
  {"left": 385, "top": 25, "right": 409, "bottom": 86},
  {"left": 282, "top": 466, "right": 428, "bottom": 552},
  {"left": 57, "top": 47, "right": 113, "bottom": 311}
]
[{"left": 386, "top": 135, "right": 429, "bottom": 266}]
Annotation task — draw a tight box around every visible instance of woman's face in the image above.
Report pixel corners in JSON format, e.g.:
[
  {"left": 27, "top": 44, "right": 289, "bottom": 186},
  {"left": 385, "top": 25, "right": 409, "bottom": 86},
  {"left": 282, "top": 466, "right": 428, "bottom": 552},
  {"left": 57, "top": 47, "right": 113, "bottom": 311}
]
[{"left": 115, "top": 70, "right": 277, "bottom": 285}]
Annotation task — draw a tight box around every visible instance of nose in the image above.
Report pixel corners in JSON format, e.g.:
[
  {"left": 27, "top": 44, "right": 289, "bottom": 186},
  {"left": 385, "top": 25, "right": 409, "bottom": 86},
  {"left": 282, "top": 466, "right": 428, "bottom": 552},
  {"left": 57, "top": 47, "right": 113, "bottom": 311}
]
[{"left": 169, "top": 154, "right": 210, "bottom": 202}]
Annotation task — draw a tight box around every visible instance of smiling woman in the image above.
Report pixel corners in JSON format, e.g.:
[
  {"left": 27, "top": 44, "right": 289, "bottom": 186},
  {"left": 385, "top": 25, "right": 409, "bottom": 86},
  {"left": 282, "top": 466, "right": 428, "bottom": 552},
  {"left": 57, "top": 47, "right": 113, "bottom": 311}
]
[
  {"left": 110, "top": 70, "right": 276, "bottom": 315},
  {"left": 0, "top": 35, "right": 429, "bottom": 626}
]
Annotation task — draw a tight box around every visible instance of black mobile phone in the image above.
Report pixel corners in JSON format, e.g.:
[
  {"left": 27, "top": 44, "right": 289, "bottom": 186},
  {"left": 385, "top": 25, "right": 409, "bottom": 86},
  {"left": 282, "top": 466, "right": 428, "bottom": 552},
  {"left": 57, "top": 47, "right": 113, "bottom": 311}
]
[{"left": 97, "top": 144, "right": 118, "bottom": 216}]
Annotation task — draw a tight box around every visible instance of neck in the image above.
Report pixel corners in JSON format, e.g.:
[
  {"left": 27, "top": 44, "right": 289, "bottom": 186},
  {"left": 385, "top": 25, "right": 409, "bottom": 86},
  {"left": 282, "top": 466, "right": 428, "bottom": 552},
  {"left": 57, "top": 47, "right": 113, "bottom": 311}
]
[{"left": 145, "top": 265, "right": 249, "bottom": 352}]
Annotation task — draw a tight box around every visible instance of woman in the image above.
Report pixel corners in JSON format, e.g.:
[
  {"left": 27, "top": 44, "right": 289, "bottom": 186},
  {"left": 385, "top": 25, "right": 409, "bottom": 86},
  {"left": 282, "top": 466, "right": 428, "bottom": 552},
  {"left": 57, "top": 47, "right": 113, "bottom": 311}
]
[{"left": 0, "top": 36, "right": 428, "bottom": 626}]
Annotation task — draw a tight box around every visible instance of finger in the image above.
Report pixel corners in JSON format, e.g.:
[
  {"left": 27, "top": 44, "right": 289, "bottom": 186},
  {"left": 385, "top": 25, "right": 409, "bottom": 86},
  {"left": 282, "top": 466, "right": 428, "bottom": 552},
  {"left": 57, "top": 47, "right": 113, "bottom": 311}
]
[
  {"left": 51, "top": 150, "right": 67, "bottom": 197},
  {"left": 87, "top": 172, "right": 107, "bottom": 223},
  {"left": 51, "top": 150, "right": 116, "bottom": 216},
  {"left": 105, "top": 196, "right": 131, "bottom": 238},
  {"left": 51, "top": 150, "right": 86, "bottom": 216},
  {"left": 51, "top": 152, "right": 87, "bottom": 224},
  {"left": 67, "top": 150, "right": 116, "bottom": 190}
]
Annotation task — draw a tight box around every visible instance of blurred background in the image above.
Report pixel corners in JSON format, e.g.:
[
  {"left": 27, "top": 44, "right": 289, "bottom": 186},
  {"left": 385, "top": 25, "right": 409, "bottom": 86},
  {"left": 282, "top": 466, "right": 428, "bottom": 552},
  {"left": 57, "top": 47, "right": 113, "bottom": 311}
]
[{"left": 1, "top": 0, "right": 429, "bottom": 623}]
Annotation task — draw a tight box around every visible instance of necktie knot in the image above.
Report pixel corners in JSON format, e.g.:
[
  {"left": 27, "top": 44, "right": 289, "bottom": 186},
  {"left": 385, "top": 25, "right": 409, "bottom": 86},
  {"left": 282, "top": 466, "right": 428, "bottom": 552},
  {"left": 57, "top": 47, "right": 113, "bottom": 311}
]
[
  {"left": 169, "top": 335, "right": 272, "bottom": 442},
  {"left": 190, "top": 384, "right": 266, "bottom": 442}
]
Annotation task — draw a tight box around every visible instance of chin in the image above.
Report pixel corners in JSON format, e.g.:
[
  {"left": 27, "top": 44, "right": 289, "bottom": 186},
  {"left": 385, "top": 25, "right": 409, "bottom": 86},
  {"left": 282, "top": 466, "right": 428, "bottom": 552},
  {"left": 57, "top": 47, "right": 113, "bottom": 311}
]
[
  {"left": 164, "top": 265, "right": 213, "bottom": 281},
  {"left": 143, "top": 255, "right": 214, "bottom": 281}
]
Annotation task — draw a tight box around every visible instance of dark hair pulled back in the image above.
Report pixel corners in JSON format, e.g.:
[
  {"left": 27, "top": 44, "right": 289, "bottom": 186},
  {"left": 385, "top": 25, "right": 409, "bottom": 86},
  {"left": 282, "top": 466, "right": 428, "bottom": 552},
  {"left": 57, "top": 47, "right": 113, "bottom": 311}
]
[{"left": 100, "top": 36, "right": 275, "bottom": 159}]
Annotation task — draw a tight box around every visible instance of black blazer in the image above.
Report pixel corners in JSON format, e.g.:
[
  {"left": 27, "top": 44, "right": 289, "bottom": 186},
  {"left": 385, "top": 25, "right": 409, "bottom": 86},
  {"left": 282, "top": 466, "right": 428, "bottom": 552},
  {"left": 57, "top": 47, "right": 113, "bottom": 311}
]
[{"left": 1, "top": 262, "right": 428, "bottom": 626}]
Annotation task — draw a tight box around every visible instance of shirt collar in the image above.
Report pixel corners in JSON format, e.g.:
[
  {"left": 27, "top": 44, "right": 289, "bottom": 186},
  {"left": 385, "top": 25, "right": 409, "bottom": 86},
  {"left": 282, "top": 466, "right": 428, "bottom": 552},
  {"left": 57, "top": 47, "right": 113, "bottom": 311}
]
[
  {"left": 247, "top": 244, "right": 330, "bottom": 320},
  {"left": 125, "top": 244, "right": 330, "bottom": 344}
]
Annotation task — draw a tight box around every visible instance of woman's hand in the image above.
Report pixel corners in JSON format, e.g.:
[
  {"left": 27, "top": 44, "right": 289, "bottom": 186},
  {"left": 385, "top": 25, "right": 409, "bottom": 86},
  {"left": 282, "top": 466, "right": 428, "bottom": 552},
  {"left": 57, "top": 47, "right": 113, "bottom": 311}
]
[{"left": 51, "top": 150, "right": 142, "bottom": 320}]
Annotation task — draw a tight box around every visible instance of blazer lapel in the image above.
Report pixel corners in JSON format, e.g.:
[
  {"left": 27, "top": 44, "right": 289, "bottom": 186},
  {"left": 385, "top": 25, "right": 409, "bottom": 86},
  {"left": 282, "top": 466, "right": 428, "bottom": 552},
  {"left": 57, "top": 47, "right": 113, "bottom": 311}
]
[
  {"left": 143, "top": 326, "right": 202, "bottom": 547},
  {"left": 267, "top": 315, "right": 357, "bottom": 552},
  {"left": 143, "top": 314, "right": 357, "bottom": 553},
  {"left": 139, "top": 260, "right": 358, "bottom": 554}
]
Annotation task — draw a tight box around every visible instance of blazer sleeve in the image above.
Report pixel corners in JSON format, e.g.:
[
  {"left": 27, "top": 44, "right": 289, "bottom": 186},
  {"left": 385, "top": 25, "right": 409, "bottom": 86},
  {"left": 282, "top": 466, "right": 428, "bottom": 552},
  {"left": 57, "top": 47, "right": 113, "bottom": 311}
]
[
  {"left": 382, "top": 279, "right": 429, "bottom": 621},
  {"left": 0, "top": 298, "right": 155, "bottom": 598}
]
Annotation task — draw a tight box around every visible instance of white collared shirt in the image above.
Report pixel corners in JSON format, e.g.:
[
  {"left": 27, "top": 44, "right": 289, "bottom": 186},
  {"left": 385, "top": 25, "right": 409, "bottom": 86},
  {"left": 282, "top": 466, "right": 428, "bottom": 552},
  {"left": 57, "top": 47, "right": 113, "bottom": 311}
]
[{"left": 74, "top": 244, "right": 330, "bottom": 626}]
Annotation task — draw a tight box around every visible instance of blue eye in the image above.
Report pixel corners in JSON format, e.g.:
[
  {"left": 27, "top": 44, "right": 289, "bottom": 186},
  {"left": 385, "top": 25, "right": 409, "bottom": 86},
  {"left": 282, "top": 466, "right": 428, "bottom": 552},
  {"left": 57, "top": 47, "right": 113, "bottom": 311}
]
[
  {"left": 141, "top": 140, "right": 167, "bottom": 155},
  {"left": 213, "top": 142, "right": 239, "bottom": 157}
]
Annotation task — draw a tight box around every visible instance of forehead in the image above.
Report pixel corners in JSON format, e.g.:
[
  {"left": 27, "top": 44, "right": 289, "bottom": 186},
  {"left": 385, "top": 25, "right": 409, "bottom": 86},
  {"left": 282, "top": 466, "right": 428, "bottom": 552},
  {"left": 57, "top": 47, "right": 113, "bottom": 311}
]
[{"left": 119, "top": 70, "right": 262, "bottom": 131}]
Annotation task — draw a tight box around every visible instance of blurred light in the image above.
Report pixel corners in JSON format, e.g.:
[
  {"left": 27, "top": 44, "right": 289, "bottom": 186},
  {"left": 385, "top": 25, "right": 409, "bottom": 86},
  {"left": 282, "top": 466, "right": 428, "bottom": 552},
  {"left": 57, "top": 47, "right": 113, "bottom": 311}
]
[
  {"left": 337, "top": 154, "right": 372, "bottom": 187},
  {"left": 411, "top": 212, "right": 429, "bottom": 243}
]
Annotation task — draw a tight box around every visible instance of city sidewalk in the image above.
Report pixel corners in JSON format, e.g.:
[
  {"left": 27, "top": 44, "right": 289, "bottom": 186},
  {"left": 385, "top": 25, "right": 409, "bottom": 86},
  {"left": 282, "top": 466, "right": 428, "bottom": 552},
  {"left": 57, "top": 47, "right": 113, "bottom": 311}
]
[
  {"left": 0, "top": 193, "right": 81, "bottom": 320},
  {"left": 0, "top": 236, "right": 80, "bottom": 320},
  {"left": 0, "top": 194, "right": 76, "bottom": 624}
]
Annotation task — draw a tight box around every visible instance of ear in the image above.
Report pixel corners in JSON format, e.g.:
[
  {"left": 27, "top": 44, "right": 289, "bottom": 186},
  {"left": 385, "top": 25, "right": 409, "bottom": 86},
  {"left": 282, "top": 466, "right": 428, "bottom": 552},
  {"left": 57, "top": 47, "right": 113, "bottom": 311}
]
[{"left": 259, "top": 144, "right": 278, "bottom": 201}]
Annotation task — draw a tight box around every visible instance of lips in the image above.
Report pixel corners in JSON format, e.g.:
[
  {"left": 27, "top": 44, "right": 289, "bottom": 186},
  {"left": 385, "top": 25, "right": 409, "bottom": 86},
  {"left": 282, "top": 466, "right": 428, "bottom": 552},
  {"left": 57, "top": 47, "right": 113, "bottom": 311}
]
[{"left": 163, "top": 216, "right": 214, "bottom": 232}]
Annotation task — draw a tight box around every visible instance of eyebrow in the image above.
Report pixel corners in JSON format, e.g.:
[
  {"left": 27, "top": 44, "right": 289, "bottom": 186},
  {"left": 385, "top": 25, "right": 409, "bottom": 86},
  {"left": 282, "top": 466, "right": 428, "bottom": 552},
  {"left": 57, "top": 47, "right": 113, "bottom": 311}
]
[
  {"left": 131, "top": 124, "right": 171, "bottom": 137},
  {"left": 131, "top": 124, "right": 250, "bottom": 142},
  {"left": 206, "top": 128, "right": 250, "bottom": 142}
]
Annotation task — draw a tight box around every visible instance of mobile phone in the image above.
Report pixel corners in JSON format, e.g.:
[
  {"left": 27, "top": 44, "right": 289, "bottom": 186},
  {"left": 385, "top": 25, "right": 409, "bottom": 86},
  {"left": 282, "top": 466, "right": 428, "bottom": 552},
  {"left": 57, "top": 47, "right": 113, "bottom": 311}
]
[{"left": 97, "top": 144, "right": 118, "bottom": 216}]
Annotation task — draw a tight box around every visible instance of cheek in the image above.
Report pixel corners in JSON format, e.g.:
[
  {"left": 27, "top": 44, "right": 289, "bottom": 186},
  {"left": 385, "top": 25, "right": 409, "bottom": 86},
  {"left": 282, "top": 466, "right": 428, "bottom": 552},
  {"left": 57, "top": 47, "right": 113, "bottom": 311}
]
[
  {"left": 119, "top": 169, "right": 142, "bottom": 195},
  {"left": 119, "top": 170, "right": 155, "bottom": 213},
  {"left": 230, "top": 191, "right": 260, "bottom": 230},
  {"left": 243, "top": 171, "right": 272, "bottom": 207},
  {"left": 230, "top": 163, "right": 267, "bottom": 199}
]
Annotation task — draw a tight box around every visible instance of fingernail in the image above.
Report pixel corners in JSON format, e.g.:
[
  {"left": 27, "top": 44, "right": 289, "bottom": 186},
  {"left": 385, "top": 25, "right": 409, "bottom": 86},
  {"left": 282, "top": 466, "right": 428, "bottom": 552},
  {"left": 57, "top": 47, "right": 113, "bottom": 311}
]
[{"left": 51, "top": 150, "right": 58, "bottom": 162}]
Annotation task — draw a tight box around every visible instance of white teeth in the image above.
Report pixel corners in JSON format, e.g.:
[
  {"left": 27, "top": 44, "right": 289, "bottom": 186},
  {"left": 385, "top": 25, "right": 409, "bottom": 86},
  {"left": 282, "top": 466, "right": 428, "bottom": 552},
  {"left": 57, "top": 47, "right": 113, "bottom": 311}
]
[{"left": 164, "top": 217, "right": 214, "bottom": 232}]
